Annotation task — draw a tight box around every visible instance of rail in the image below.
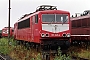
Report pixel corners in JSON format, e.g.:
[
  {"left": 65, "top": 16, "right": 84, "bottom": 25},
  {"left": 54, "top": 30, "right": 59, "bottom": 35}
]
[{"left": 0, "top": 54, "right": 6, "bottom": 60}]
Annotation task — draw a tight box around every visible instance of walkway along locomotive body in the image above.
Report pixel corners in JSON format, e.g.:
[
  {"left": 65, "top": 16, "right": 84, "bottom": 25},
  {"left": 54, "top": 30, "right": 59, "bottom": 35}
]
[{"left": 14, "top": 5, "right": 71, "bottom": 50}]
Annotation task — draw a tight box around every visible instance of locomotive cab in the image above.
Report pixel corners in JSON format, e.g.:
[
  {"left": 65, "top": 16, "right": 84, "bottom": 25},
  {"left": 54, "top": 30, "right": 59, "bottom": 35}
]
[{"left": 36, "top": 5, "right": 71, "bottom": 50}]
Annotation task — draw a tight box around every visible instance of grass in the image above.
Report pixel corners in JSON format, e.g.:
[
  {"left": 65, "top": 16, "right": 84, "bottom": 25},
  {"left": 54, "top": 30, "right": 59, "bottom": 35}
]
[
  {"left": 0, "top": 38, "right": 11, "bottom": 55},
  {"left": 0, "top": 37, "right": 41, "bottom": 60},
  {"left": 78, "top": 50, "right": 90, "bottom": 59},
  {"left": 68, "top": 46, "right": 90, "bottom": 59},
  {"left": 0, "top": 37, "right": 72, "bottom": 60},
  {"left": 54, "top": 47, "right": 71, "bottom": 60},
  {"left": 1, "top": 37, "right": 90, "bottom": 60}
]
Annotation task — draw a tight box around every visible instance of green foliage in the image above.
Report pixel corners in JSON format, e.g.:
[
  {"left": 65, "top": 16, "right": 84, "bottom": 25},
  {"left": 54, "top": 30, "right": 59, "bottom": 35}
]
[
  {"left": 31, "top": 53, "right": 41, "bottom": 60},
  {"left": 36, "top": 53, "right": 41, "bottom": 60},
  {"left": 0, "top": 38, "right": 16, "bottom": 55},
  {"left": 31, "top": 58, "right": 35, "bottom": 60},
  {"left": 54, "top": 47, "right": 71, "bottom": 60},
  {"left": 0, "top": 38, "right": 71, "bottom": 60},
  {"left": 0, "top": 38, "right": 9, "bottom": 55}
]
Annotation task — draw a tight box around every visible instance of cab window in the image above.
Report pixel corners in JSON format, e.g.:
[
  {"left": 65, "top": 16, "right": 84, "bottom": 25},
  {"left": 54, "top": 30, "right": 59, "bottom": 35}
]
[{"left": 35, "top": 14, "right": 38, "bottom": 23}]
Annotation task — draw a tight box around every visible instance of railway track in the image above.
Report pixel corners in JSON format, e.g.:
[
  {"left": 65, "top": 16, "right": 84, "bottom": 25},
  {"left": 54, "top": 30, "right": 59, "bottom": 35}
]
[
  {"left": 0, "top": 54, "right": 6, "bottom": 60},
  {"left": 0, "top": 54, "right": 12, "bottom": 60}
]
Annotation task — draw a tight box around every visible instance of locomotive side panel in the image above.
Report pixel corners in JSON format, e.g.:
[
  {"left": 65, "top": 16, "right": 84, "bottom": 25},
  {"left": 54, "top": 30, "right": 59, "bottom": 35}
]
[
  {"left": 15, "top": 18, "right": 32, "bottom": 42},
  {"left": 33, "top": 14, "right": 41, "bottom": 43},
  {"left": 31, "top": 14, "right": 41, "bottom": 43},
  {"left": 14, "top": 14, "right": 41, "bottom": 43}
]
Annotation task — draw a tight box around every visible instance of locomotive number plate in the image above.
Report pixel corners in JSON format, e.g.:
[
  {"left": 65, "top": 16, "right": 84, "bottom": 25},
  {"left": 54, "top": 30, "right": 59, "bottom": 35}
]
[{"left": 51, "top": 34, "right": 60, "bottom": 36}]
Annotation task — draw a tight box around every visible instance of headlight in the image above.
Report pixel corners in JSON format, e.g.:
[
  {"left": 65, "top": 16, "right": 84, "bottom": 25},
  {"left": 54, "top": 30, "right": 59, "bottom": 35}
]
[
  {"left": 41, "top": 33, "right": 45, "bottom": 37},
  {"left": 62, "top": 33, "right": 66, "bottom": 37},
  {"left": 46, "top": 33, "right": 49, "bottom": 37},
  {"left": 67, "top": 33, "right": 70, "bottom": 37}
]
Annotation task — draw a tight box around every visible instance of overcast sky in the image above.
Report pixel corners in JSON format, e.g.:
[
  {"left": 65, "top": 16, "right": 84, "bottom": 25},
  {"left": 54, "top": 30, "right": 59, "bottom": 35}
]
[{"left": 0, "top": 0, "right": 90, "bottom": 30}]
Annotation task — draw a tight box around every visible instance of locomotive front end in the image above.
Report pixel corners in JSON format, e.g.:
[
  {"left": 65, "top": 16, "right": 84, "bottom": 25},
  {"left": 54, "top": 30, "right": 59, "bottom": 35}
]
[
  {"left": 38, "top": 7, "right": 71, "bottom": 50},
  {"left": 2, "top": 27, "right": 14, "bottom": 37},
  {"left": 41, "top": 14, "right": 70, "bottom": 38}
]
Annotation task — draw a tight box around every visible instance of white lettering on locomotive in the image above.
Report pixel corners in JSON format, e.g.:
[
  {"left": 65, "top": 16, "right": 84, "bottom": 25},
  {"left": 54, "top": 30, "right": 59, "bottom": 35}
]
[{"left": 51, "top": 34, "right": 60, "bottom": 36}]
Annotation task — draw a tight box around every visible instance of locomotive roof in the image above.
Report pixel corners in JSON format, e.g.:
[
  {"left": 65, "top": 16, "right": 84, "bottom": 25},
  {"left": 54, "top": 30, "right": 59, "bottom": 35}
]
[
  {"left": 18, "top": 10, "right": 70, "bottom": 22},
  {"left": 71, "top": 14, "right": 90, "bottom": 21}
]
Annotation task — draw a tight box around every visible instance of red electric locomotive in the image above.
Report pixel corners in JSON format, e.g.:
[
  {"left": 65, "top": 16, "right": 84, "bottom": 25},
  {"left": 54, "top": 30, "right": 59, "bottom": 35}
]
[
  {"left": 71, "top": 10, "right": 90, "bottom": 44},
  {"left": 14, "top": 5, "right": 71, "bottom": 50},
  {"left": 2, "top": 27, "right": 14, "bottom": 37}
]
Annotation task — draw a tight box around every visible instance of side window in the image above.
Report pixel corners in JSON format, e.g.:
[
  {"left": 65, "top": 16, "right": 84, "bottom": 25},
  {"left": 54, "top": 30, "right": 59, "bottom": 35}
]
[
  {"left": 35, "top": 14, "right": 38, "bottom": 23},
  {"left": 12, "top": 29, "right": 14, "bottom": 32},
  {"left": 18, "top": 18, "right": 30, "bottom": 29}
]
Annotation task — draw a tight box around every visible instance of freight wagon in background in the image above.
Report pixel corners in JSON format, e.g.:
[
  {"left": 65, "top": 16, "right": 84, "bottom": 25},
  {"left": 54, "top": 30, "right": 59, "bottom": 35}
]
[
  {"left": 14, "top": 5, "right": 71, "bottom": 51},
  {"left": 2, "top": 27, "right": 14, "bottom": 37},
  {"left": 71, "top": 10, "right": 90, "bottom": 44}
]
